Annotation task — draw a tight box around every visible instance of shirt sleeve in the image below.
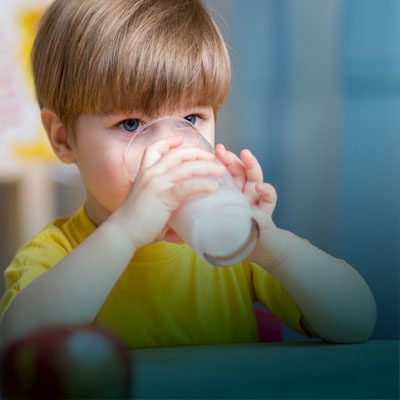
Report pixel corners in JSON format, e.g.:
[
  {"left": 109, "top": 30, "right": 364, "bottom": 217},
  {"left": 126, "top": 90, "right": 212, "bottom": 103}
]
[
  {"left": 246, "top": 260, "right": 310, "bottom": 337},
  {"left": 0, "top": 228, "right": 71, "bottom": 320}
]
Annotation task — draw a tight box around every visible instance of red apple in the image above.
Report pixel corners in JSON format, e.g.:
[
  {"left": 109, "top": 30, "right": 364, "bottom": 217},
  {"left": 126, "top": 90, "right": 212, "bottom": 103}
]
[{"left": 0, "top": 324, "right": 132, "bottom": 399}]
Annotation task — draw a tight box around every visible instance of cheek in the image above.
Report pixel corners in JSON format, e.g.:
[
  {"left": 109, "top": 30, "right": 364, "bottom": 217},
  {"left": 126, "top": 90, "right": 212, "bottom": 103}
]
[
  {"left": 88, "top": 148, "right": 121, "bottom": 177},
  {"left": 207, "top": 135, "right": 215, "bottom": 148},
  {"left": 80, "top": 148, "right": 131, "bottom": 206},
  {"left": 199, "top": 123, "right": 215, "bottom": 148},
  {"left": 124, "top": 147, "right": 145, "bottom": 182}
]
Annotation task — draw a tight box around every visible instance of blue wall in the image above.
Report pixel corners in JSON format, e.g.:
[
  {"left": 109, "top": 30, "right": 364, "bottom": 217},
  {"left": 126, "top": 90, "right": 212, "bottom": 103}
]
[
  {"left": 337, "top": 0, "right": 400, "bottom": 340},
  {"left": 211, "top": 0, "right": 399, "bottom": 340}
]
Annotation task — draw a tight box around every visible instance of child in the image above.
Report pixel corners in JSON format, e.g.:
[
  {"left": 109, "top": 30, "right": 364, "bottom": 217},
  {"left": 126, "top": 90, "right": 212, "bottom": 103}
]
[{"left": 0, "top": 0, "right": 376, "bottom": 348}]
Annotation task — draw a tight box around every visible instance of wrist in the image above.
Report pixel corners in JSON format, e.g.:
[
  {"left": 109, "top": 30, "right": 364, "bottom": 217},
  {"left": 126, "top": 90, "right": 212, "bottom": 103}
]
[
  {"left": 249, "top": 224, "right": 291, "bottom": 271},
  {"left": 102, "top": 209, "right": 139, "bottom": 255}
]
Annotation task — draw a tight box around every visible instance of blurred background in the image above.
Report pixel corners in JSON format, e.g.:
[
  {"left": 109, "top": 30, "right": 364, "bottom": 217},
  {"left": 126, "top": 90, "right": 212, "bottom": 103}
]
[{"left": 0, "top": 0, "right": 398, "bottom": 341}]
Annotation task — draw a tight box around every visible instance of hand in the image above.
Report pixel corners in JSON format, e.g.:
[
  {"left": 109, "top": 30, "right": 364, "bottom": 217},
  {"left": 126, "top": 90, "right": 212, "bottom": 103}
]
[
  {"left": 115, "top": 136, "right": 226, "bottom": 248},
  {"left": 215, "top": 144, "right": 285, "bottom": 268}
]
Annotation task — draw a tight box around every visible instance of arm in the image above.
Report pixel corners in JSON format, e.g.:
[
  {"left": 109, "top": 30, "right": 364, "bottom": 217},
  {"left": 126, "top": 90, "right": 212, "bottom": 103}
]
[
  {"left": 215, "top": 144, "right": 377, "bottom": 343},
  {"left": 0, "top": 215, "right": 136, "bottom": 348},
  {"left": 252, "top": 227, "right": 377, "bottom": 343},
  {"left": 0, "top": 137, "right": 224, "bottom": 348}
]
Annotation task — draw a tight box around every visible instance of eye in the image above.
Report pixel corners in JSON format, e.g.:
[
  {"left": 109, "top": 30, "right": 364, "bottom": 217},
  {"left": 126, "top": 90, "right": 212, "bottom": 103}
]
[
  {"left": 120, "top": 118, "right": 141, "bottom": 133},
  {"left": 184, "top": 114, "right": 198, "bottom": 125}
]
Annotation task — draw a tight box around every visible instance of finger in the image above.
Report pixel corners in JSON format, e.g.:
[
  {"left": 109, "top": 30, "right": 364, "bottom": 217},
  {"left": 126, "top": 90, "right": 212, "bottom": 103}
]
[
  {"left": 215, "top": 144, "right": 246, "bottom": 190},
  {"left": 166, "top": 160, "right": 226, "bottom": 183},
  {"left": 170, "top": 178, "right": 219, "bottom": 203},
  {"left": 150, "top": 146, "right": 216, "bottom": 175},
  {"left": 141, "top": 136, "right": 185, "bottom": 169},
  {"left": 215, "top": 144, "right": 246, "bottom": 178},
  {"left": 240, "top": 149, "right": 264, "bottom": 183},
  {"left": 255, "top": 182, "right": 277, "bottom": 215}
]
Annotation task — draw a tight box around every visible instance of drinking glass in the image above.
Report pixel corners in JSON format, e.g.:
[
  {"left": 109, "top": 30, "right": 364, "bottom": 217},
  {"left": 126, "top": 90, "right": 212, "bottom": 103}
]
[{"left": 124, "top": 117, "right": 259, "bottom": 266}]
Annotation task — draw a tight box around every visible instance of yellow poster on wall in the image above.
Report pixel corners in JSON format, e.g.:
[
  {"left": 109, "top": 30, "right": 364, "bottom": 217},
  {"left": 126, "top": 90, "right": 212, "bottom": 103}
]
[{"left": 13, "top": 7, "right": 56, "bottom": 162}]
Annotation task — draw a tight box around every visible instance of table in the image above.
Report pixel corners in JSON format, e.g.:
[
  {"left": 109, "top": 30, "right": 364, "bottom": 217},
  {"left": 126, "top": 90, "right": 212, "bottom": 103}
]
[{"left": 130, "top": 340, "right": 399, "bottom": 399}]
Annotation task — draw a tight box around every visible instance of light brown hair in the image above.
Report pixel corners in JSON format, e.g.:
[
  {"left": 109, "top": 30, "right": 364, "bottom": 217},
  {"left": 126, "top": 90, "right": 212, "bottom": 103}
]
[{"left": 31, "top": 0, "right": 231, "bottom": 129}]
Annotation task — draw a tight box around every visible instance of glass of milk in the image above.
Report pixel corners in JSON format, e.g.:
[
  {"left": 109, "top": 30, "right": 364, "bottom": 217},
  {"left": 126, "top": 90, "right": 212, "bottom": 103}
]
[{"left": 123, "top": 117, "right": 260, "bottom": 266}]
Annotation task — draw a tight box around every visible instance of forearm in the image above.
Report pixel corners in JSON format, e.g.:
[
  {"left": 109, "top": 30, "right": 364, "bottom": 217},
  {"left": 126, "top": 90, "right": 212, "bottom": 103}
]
[
  {"left": 259, "top": 229, "right": 377, "bottom": 343},
  {"left": 0, "top": 213, "right": 136, "bottom": 347}
]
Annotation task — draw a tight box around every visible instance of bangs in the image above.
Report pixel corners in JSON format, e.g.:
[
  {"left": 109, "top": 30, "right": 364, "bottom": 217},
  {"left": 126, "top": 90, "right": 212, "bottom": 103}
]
[
  {"left": 34, "top": 0, "right": 231, "bottom": 127},
  {"left": 79, "top": 24, "right": 230, "bottom": 119}
]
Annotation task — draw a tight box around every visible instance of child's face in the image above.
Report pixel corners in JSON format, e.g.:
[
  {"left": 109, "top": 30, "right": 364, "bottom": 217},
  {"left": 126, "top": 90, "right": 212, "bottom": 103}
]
[{"left": 70, "top": 106, "right": 215, "bottom": 243}]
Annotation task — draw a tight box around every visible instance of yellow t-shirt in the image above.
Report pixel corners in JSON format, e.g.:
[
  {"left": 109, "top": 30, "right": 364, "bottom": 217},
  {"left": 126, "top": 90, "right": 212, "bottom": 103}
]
[{"left": 0, "top": 204, "right": 307, "bottom": 348}]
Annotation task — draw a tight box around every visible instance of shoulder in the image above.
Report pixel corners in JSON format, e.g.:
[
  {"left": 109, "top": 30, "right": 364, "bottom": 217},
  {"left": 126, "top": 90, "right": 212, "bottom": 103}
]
[
  {"left": 6, "top": 203, "right": 92, "bottom": 276},
  {"left": 6, "top": 217, "right": 74, "bottom": 277},
  {"left": 0, "top": 206, "right": 93, "bottom": 318}
]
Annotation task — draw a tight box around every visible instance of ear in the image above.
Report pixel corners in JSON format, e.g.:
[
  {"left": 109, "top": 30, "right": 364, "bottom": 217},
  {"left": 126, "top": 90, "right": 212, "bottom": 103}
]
[{"left": 41, "top": 108, "right": 76, "bottom": 164}]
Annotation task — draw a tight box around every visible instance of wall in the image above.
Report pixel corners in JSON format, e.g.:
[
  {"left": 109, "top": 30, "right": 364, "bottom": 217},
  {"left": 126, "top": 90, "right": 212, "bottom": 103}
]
[{"left": 210, "top": 0, "right": 399, "bottom": 340}]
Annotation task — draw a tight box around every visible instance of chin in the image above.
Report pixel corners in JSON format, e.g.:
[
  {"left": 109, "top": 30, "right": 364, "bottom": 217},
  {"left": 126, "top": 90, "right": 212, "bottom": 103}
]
[{"left": 163, "top": 228, "right": 185, "bottom": 244}]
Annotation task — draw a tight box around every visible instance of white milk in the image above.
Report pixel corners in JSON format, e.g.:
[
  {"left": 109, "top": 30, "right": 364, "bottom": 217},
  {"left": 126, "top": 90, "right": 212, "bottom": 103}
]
[{"left": 169, "top": 186, "right": 259, "bottom": 266}]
